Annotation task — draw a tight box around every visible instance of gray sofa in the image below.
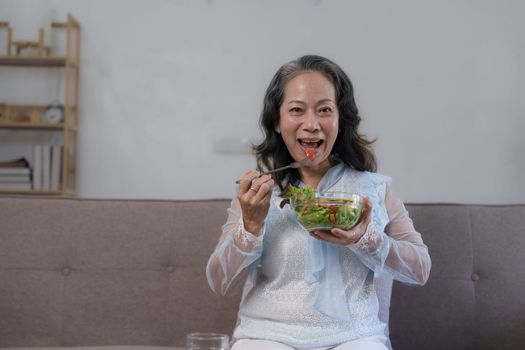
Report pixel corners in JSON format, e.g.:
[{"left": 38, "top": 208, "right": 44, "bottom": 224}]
[{"left": 0, "top": 196, "right": 524, "bottom": 350}]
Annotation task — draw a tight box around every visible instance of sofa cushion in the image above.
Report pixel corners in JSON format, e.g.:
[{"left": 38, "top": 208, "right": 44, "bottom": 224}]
[
  {"left": 0, "top": 197, "right": 240, "bottom": 347},
  {"left": 390, "top": 204, "right": 525, "bottom": 350}
]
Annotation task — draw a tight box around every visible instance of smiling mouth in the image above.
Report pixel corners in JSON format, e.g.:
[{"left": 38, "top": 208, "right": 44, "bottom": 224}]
[
  {"left": 298, "top": 139, "right": 323, "bottom": 157},
  {"left": 299, "top": 139, "right": 323, "bottom": 148}
]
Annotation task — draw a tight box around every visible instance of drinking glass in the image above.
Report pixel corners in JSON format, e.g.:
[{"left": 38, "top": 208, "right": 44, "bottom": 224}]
[{"left": 186, "top": 332, "right": 229, "bottom": 350}]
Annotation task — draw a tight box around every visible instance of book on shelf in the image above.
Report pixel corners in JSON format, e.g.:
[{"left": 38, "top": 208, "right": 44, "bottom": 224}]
[
  {"left": 0, "top": 175, "right": 31, "bottom": 182},
  {"left": 0, "top": 182, "right": 32, "bottom": 190},
  {"left": 42, "top": 145, "right": 51, "bottom": 190},
  {"left": 0, "top": 167, "right": 31, "bottom": 175},
  {"left": 0, "top": 157, "right": 31, "bottom": 176},
  {"left": 0, "top": 157, "right": 32, "bottom": 190},
  {"left": 0, "top": 157, "right": 30, "bottom": 168},
  {"left": 50, "top": 145, "right": 62, "bottom": 191},
  {"left": 33, "top": 145, "right": 42, "bottom": 190},
  {"left": 31, "top": 144, "right": 62, "bottom": 191}
]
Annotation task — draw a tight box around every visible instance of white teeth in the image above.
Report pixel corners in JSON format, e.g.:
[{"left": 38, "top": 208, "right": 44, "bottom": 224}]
[{"left": 300, "top": 140, "right": 322, "bottom": 148}]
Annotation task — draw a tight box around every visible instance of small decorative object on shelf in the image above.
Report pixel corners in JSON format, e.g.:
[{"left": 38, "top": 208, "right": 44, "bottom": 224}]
[
  {"left": 0, "top": 13, "right": 80, "bottom": 196},
  {"left": 13, "top": 27, "right": 51, "bottom": 56},
  {"left": 0, "top": 21, "right": 51, "bottom": 57},
  {"left": 44, "top": 103, "right": 64, "bottom": 124},
  {"left": 0, "top": 103, "right": 6, "bottom": 121},
  {"left": 1, "top": 104, "right": 46, "bottom": 124}
]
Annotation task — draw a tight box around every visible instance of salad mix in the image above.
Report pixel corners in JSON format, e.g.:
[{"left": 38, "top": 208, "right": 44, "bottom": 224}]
[{"left": 281, "top": 185, "right": 362, "bottom": 231}]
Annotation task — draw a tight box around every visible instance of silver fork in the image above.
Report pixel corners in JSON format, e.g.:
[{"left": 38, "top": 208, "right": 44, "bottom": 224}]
[{"left": 235, "top": 157, "right": 311, "bottom": 184}]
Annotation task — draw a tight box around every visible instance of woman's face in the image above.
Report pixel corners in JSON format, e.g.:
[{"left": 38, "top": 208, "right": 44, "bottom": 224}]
[{"left": 278, "top": 71, "right": 339, "bottom": 172}]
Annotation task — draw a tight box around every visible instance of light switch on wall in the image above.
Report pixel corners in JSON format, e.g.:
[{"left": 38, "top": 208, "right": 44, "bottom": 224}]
[{"left": 213, "top": 137, "right": 259, "bottom": 154}]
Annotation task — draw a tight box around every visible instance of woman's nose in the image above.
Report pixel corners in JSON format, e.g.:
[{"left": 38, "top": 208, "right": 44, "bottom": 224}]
[{"left": 302, "top": 111, "right": 320, "bottom": 131}]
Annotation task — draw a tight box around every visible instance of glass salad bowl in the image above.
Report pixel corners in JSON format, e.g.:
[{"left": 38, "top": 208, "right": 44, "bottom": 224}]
[{"left": 289, "top": 191, "right": 364, "bottom": 231}]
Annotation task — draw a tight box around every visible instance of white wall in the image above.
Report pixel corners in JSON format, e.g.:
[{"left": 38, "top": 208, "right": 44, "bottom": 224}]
[{"left": 1, "top": 0, "right": 524, "bottom": 203}]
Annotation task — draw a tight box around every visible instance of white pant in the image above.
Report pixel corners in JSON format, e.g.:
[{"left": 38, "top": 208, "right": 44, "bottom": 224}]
[{"left": 231, "top": 336, "right": 388, "bottom": 350}]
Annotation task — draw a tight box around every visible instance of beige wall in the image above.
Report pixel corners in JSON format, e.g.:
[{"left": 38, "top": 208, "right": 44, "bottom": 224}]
[{"left": 1, "top": 0, "right": 524, "bottom": 203}]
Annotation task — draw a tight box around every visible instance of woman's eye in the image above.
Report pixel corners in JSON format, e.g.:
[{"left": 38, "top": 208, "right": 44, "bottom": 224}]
[
  {"left": 319, "top": 107, "right": 333, "bottom": 113},
  {"left": 289, "top": 107, "right": 302, "bottom": 113}
]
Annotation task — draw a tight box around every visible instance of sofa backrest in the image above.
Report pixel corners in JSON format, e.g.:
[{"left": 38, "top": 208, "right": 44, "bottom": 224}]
[
  {"left": 0, "top": 197, "right": 240, "bottom": 347},
  {"left": 391, "top": 204, "right": 525, "bottom": 350},
  {"left": 1, "top": 197, "right": 524, "bottom": 349}
]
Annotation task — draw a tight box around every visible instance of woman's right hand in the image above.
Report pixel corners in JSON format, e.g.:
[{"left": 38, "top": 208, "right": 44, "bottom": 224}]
[{"left": 237, "top": 170, "right": 275, "bottom": 235}]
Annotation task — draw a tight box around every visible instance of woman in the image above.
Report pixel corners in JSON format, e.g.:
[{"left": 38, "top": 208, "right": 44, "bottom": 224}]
[{"left": 206, "top": 55, "right": 431, "bottom": 350}]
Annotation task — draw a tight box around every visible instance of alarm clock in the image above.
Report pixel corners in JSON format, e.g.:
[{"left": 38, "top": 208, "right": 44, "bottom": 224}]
[{"left": 44, "top": 104, "right": 64, "bottom": 124}]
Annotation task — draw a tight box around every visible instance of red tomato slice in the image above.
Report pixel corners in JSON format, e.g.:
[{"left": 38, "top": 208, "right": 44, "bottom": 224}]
[
  {"left": 328, "top": 205, "right": 338, "bottom": 213},
  {"left": 305, "top": 148, "right": 315, "bottom": 159}
]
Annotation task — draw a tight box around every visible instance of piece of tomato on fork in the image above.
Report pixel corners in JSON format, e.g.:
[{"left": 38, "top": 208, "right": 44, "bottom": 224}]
[{"left": 305, "top": 147, "right": 316, "bottom": 159}]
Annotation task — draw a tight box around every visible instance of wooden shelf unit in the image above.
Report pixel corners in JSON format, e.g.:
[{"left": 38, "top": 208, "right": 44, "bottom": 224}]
[
  {"left": 0, "top": 13, "right": 81, "bottom": 196},
  {"left": 0, "top": 121, "right": 67, "bottom": 130},
  {"left": 0, "top": 56, "right": 67, "bottom": 66}
]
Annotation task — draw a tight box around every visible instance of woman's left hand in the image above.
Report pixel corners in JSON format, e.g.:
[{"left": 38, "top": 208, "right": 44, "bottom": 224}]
[{"left": 310, "top": 197, "right": 373, "bottom": 246}]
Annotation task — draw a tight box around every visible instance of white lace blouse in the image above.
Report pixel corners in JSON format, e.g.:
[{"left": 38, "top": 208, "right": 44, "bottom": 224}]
[{"left": 206, "top": 166, "right": 431, "bottom": 348}]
